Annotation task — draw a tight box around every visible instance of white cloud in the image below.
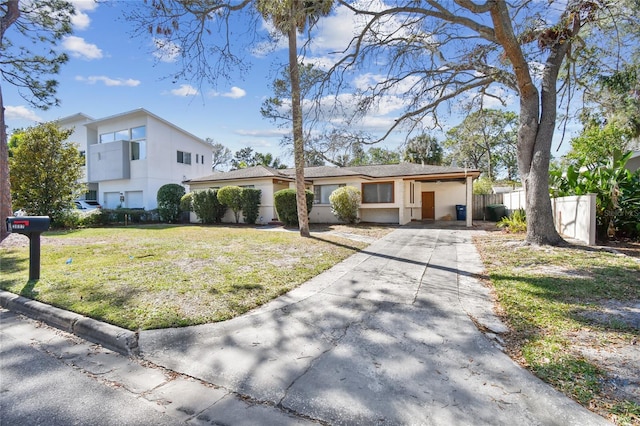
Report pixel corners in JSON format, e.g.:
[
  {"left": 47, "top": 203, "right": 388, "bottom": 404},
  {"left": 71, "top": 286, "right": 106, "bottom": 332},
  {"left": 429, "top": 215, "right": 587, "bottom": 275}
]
[
  {"left": 63, "top": 36, "right": 103, "bottom": 60},
  {"left": 69, "top": 0, "right": 98, "bottom": 31},
  {"left": 209, "top": 87, "right": 247, "bottom": 99},
  {"left": 5, "top": 106, "right": 41, "bottom": 122},
  {"left": 75, "top": 75, "right": 141, "bottom": 87},
  {"left": 310, "top": 4, "right": 360, "bottom": 52},
  {"left": 153, "top": 38, "right": 181, "bottom": 63},
  {"left": 168, "top": 84, "right": 199, "bottom": 97},
  {"left": 70, "top": 11, "right": 91, "bottom": 30}
]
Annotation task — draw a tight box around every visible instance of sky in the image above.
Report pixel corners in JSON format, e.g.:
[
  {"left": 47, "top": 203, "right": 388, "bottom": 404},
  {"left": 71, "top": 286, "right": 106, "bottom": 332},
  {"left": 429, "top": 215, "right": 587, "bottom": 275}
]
[{"left": 4, "top": 0, "right": 577, "bottom": 167}]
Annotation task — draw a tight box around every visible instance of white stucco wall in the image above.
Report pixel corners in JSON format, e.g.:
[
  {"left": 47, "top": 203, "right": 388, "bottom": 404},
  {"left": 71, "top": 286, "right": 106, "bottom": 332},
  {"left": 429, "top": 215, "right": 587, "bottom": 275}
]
[
  {"left": 79, "top": 111, "right": 213, "bottom": 210},
  {"left": 307, "top": 178, "right": 405, "bottom": 224},
  {"left": 59, "top": 115, "right": 92, "bottom": 183},
  {"left": 417, "top": 181, "right": 468, "bottom": 221},
  {"left": 552, "top": 194, "right": 596, "bottom": 245}
]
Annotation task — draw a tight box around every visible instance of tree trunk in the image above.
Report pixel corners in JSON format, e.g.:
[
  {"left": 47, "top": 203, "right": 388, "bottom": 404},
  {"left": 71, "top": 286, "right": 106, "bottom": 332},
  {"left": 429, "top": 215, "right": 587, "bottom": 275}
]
[
  {"left": 288, "top": 16, "right": 310, "bottom": 237},
  {"left": 518, "top": 90, "right": 564, "bottom": 246},
  {"left": 490, "top": 1, "right": 564, "bottom": 246},
  {"left": 0, "top": 1, "right": 20, "bottom": 242},
  {"left": 0, "top": 85, "right": 11, "bottom": 242}
]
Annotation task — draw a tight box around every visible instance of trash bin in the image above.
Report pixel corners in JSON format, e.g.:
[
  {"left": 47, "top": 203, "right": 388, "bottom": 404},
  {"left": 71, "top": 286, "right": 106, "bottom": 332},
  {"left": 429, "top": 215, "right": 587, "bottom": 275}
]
[
  {"left": 486, "top": 204, "right": 507, "bottom": 221},
  {"left": 455, "top": 204, "right": 466, "bottom": 221}
]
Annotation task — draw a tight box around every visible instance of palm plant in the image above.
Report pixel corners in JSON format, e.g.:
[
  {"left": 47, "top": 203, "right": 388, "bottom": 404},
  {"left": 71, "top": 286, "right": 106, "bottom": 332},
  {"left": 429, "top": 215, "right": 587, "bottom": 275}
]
[{"left": 256, "top": 0, "right": 333, "bottom": 237}]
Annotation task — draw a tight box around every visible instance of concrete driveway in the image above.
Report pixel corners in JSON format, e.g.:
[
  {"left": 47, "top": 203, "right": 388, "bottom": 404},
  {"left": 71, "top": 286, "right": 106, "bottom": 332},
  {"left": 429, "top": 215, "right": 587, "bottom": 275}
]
[{"left": 139, "top": 224, "right": 610, "bottom": 425}]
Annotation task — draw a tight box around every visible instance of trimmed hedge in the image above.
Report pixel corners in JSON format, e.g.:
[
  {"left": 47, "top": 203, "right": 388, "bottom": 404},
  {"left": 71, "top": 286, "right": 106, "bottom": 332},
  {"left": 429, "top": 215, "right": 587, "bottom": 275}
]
[
  {"left": 241, "top": 188, "right": 262, "bottom": 224},
  {"left": 193, "top": 189, "right": 227, "bottom": 224},
  {"left": 274, "top": 188, "right": 314, "bottom": 227},
  {"left": 180, "top": 193, "right": 194, "bottom": 212},
  {"left": 217, "top": 186, "right": 243, "bottom": 223},
  {"left": 157, "top": 184, "right": 185, "bottom": 223},
  {"left": 98, "top": 208, "right": 158, "bottom": 225}
]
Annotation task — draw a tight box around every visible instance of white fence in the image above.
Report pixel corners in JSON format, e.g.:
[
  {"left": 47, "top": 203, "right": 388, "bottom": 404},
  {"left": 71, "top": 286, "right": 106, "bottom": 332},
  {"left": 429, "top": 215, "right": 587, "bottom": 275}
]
[{"left": 502, "top": 190, "right": 596, "bottom": 245}]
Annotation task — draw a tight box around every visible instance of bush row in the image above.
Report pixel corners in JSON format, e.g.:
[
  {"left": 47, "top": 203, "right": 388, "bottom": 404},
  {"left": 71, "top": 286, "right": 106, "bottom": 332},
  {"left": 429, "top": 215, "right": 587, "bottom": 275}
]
[
  {"left": 180, "top": 186, "right": 262, "bottom": 225},
  {"left": 52, "top": 208, "right": 160, "bottom": 229}
]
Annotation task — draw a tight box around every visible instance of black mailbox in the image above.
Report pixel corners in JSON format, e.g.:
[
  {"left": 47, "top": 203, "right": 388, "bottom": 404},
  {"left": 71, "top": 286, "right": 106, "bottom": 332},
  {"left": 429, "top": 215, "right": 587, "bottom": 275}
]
[
  {"left": 6, "top": 216, "right": 50, "bottom": 234},
  {"left": 6, "top": 216, "right": 50, "bottom": 280}
]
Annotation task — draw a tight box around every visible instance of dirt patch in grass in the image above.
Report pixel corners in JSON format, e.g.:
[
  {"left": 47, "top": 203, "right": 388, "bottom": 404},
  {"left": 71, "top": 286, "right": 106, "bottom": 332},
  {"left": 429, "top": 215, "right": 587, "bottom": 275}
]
[{"left": 474, "top": 232, "right": 640, "bottom": 425}]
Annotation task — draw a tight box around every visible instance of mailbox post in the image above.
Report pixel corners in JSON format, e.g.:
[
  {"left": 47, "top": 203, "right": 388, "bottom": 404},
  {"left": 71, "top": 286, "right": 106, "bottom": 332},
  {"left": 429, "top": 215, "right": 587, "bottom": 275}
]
[{"left": 6, "top": 216, "right": 51, "bottom": 280}]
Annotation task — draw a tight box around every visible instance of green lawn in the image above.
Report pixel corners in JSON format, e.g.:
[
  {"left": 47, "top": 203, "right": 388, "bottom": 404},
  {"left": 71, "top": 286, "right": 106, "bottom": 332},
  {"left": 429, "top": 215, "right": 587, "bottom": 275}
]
[
  {"left": 1, "top": 225, "right": 366, "bottom": 330},
  {"left": 474, "top": 233, "right": 640, "bottom": 425}
]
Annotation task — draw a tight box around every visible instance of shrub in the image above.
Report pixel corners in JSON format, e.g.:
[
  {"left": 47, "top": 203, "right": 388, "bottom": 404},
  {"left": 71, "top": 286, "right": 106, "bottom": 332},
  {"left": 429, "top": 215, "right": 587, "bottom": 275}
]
[
  {"left": 51, "top": 208, "right": 104, "bottom": 229},
  {"left": 241, "top": 188, "right": 262, "bottom": 224},
  {"left": 180, "top": 193, "right": 194, "bottom": 212},
  {"left": 217, "top": 186, "right": 244, "bottom": 223},
  {"left": 193, "top": 189, "right": 227, "bottom": 224},
  {"left": 94, "top": 208, "right": 153, "bottom": 225},
  {"left": 157, "top": 184, "right": 185, "bottom": 223},
  {"left": 274, "top": 188, "right": 314, "bottom": 227},
  {"left": 51, "top": 209, "right": 83, "bottom": 229},
  {"left": 497, "top": 208, "right": 527, "bottom": 233},
  {"left": 329, "top": 186, "right": 361, "bottom": 224}
]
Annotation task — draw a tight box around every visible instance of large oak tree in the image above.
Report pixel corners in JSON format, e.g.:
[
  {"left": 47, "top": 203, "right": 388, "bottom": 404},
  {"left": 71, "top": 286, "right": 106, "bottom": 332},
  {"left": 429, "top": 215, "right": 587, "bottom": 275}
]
[{"left": 328, "top": 0, "right": 639, "bottom": 245}]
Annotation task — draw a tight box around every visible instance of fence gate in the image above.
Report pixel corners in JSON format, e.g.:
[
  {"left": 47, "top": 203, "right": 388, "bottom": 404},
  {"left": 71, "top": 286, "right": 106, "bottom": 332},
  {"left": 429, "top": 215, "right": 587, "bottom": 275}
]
[{"left": 472, "top": 194, "right": 504, "bottom": 220}]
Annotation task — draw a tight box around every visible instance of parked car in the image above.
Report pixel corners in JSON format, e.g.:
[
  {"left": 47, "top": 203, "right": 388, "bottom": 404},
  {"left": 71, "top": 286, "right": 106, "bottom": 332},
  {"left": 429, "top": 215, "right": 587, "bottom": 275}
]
[{"left": 74, "top": 200, "right": 102, "bottom": 211}]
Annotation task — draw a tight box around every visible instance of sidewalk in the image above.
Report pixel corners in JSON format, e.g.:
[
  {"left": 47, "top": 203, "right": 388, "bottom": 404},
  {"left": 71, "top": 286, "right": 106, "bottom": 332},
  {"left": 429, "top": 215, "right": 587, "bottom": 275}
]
[{"left": 138, "top": 225, "right": 611, "bottom": 425}]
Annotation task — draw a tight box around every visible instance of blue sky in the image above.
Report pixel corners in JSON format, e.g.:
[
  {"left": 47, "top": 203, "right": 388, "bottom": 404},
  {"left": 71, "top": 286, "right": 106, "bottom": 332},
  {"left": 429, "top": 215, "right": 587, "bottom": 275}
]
[
  {"left": 4, "top": 1, "right": 576, "bottom": 165},
  {"left": 5, "top": 1, "right": 298, "bottom": 158}
]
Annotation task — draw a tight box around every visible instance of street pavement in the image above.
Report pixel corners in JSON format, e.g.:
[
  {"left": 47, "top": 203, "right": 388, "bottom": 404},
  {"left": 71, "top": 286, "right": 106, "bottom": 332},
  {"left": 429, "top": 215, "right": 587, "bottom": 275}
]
[
  {"left": 1, "top": 224, "right": 612, "bottom": 425},
  {"left": 0, "top": 308, "right": 313, "bottom": 425}
]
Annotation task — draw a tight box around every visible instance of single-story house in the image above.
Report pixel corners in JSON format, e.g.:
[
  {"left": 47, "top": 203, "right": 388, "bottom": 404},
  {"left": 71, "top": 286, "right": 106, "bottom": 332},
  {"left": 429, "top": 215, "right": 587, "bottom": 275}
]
[{"left": 185, "top": 163, "right": 481, "bottom": 226}]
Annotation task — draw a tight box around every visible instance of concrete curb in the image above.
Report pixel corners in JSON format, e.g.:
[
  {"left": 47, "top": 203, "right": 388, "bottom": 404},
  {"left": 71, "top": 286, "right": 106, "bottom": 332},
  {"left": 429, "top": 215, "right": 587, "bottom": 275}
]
[{"left": 0, "top": 290, "right": 139, "bottom": 357}]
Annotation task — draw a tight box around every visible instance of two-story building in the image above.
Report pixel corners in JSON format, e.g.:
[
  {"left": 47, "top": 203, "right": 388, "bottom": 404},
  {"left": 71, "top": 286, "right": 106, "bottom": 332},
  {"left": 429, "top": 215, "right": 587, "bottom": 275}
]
[{"left": 59, "top": 109, "right": 213, "bottom": 210}]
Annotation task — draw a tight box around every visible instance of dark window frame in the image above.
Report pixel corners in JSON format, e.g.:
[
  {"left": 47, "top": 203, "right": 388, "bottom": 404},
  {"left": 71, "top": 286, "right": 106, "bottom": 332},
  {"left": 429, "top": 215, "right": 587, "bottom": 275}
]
[{"left": 361, "top": 181, "right": 394, "bottom": 204}]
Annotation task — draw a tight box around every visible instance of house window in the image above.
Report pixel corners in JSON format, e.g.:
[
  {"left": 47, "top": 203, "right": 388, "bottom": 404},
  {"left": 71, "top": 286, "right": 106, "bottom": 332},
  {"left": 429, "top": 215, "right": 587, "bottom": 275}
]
[
  {"left": 177, "top": 150, "right": 191, "bottom": 164},
  {"left": 362, "top": 182, "right": 394, "bottom": 203},
  {"left": 99, "top": 132, "right": 114, "bottom": 143},
  {"left": 131, "top": 126, "right": 146, "bottom": 139},
  {"left": 115, "top": 129, "right": 129, "bottom": 140},
  {"left": 100, "top": 129, "right": 129, "bottom": 143},
  {"left": 314, "top": 184, "right": 345, "bottom": 204},
  {"left": 80, "top": 150, "right": 86, "bottom": 166},
  {"left": 131, "top": 141, "right": 146, "bottom": 160},
  {"left": 410, "top": 182, "right": 415, "bottom": 204}
]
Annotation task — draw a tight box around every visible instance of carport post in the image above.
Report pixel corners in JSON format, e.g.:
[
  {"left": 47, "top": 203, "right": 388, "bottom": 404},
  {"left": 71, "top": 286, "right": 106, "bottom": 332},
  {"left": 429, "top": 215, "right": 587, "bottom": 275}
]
[{"left": 466, "top": 175, "right": 473, "bottom": 227}]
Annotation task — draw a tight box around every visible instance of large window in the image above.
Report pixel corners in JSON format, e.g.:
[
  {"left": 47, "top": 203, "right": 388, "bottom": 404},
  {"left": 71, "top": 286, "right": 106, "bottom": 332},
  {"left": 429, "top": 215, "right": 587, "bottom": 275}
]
[
  {"left": 362, "top": 182, "right": 394, "bottom": 203},
  {"left": 131, "top": 126, "right": 146, "bottom": 139},
  {"left": 131, "top": 141, "right": 146, "bottom": 160},
  {"left": 100, "top": 129, "right": 129, "bottom": 143},
  {"left": 130, "top": 126, "right": 146, "bottom": 160},
  {"left": 177, "top": 150, "right": 191, "bottom": 165},
  {"left": 314, "top": 184, "right": 345, "bottom": 204}
]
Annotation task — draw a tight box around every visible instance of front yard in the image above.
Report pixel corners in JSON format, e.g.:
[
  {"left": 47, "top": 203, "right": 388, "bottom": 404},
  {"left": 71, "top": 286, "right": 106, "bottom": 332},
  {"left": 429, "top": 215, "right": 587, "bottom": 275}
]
[
  {"left": 0, "top": 224, "right": 372, "bottom": 330},
  {"left": 2, "top": 222, "right": 639, "bottom": 424},
  {"left": 475, "top": 233, "right": 640, "bottom": 425}
]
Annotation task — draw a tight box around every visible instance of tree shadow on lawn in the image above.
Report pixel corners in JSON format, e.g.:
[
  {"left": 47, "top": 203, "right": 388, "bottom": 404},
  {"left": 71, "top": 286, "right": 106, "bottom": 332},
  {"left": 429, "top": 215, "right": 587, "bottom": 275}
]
[
  {"left": 490, "top": 267, "right": 640, "bottom": 333},
  {"left": 0, "top": 251, "right": 28, "bottom": 276}
]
